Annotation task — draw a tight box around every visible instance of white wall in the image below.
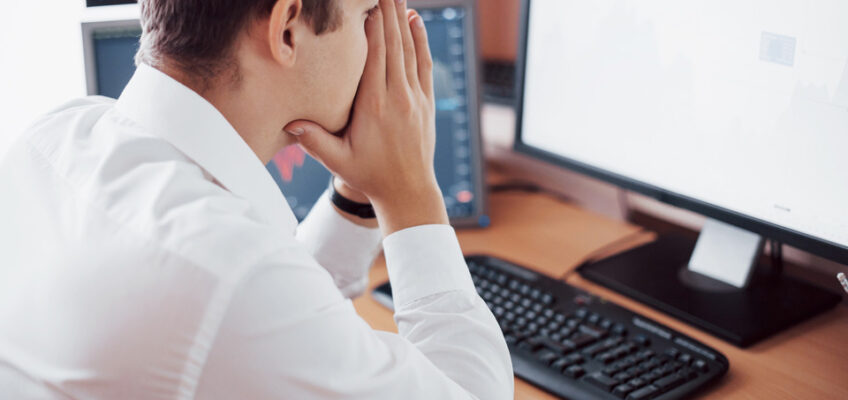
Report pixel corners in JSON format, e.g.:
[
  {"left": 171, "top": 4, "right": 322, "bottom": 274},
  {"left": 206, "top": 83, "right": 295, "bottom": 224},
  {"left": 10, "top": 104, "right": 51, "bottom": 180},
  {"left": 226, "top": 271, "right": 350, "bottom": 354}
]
[{"left": 0, "top": 1, "right": 93, "bottom": 157}]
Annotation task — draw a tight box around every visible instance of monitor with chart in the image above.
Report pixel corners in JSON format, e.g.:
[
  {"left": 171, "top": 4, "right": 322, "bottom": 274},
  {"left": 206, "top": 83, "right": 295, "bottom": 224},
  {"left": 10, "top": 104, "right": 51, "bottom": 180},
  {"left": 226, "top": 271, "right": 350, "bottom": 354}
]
[
  {"left": 82, "top": 0, "right": 487, "bottom": 226},
  {"left": 514, "top": 0, "right": 845, "bottom": 345}
]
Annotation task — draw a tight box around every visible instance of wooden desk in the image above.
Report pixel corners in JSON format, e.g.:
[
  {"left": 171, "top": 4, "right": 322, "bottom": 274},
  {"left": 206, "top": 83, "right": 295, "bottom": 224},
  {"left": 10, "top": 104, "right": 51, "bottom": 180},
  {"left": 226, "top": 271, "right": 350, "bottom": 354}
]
[{"left": 353, "top": 191, "right": 848, "bottom": 399}]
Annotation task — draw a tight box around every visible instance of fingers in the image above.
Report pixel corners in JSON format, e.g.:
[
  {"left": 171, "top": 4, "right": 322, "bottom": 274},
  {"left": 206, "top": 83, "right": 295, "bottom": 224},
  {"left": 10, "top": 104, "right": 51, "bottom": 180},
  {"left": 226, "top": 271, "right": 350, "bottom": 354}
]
[
  {"left": 379, "top": 0, "right": 405, "bottom": 87},
  {"left": 408, "top": 11, "right": 433, "bottom": 98},
  {"left": 396, "top": 2, "right": 419, "bottom": 87},
  {"left": 362, "top": 6, "right": 386, "bottom": 89},
  {"left": 284, "top": 120, "right": 348, "bottom": 172}
]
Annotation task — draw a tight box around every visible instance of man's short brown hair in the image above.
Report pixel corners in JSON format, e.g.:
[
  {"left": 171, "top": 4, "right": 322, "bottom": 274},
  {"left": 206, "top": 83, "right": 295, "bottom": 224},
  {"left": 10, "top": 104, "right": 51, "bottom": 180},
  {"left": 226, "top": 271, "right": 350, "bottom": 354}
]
[{"left": 135, "top": 0, "right": 342, "bottom": 81}]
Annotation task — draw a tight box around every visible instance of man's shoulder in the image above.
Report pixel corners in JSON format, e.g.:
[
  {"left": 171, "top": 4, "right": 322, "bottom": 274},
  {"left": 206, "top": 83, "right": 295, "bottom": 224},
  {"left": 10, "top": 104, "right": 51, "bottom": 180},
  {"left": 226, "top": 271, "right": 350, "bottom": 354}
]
[{"left": 9, "top": 96, "right": 283, "bottom": 272}]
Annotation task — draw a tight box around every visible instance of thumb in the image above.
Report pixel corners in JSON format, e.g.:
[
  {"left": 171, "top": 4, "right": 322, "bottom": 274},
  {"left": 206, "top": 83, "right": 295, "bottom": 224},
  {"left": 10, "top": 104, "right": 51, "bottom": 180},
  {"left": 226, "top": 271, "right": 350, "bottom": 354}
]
[{"left": 284, "top": 120, "right": 348, "bottom": 171}]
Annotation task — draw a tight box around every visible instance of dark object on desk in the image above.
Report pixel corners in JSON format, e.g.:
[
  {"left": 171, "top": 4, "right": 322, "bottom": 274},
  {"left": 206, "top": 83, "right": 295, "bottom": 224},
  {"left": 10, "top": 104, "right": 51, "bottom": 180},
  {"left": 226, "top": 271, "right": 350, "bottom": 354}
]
[
  {"left": 578, "top": 235, "right": 842, "bottom": 348},
  {"left": 372, "top": 255, "right": 728, "bottom": 400},
  {"left": 482, "top": 61, "right": 516, "bottom": 105}
]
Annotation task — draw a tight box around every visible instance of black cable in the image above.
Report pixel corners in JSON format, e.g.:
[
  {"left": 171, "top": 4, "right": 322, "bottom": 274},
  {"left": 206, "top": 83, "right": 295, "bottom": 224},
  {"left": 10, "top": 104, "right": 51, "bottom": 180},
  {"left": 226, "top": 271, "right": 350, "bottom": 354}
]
[{"left": 770, "top": 239, "right": 784, "bottom": 274}]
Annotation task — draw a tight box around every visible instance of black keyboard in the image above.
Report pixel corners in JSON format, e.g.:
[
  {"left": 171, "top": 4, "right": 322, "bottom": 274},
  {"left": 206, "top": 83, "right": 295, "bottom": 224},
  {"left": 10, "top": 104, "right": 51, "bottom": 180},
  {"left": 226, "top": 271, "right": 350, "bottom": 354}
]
[{"left": 371, "top": 255, "right": 728, "bottom": 399}]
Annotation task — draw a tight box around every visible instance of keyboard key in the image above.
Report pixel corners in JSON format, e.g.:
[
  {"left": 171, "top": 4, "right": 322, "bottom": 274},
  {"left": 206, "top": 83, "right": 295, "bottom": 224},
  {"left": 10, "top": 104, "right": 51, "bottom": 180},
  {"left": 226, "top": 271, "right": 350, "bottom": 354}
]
[
  {"left": 693, "top": 359, "right": 709, "bottom": 373},
  {"left": 603, "top": 365, "right": 621, "bottom": 376},
  {"left": 564, "top": 365, "right": 585, "bottom": 378},
  {"left": 626, "top": 377, "right": 646, "bottom": 389},
  {"left": 588, "top": 313, "right": 601, "bottom": 324},
  {"left": 574, "top": 308, "right": 588, "bottom": 319},
  {"left": 614, "top": 371, "right": 634, "bottom": 382},
  {"left": 633, "top": 334, "right": 651, "bottom": 347},
  {"left": 550, "top": 358, "right": 569, "bottom": 372},
  {"left": 654, "top": 374, "right": 684, "bottom": 392},
  {"left": 598, "top": 352, "right": 616, "bottom": 364},
  {"left": 585, "top": 372, "right": 620, "bottom": 392},
  {"left": 570, "top": 333, "right": 597, "bottom": 349},
  {"left": 678, "top": 353, "right": 692, "bottom": 365},
  {"left": 564, "top": 353, "right": 585, "bottom": 365},
  {"left": 636, "top": 349, "right": 654, "bottom": 361},
  {"left": 579, "top": 323, "right": 608, "bottom": 339},
  {"left": 677, "top": 367, "right": 697, "bottom": 380},
  {"left": 626, "top": 384, "right": 658, "bottom": 400},
  {"left": 536, "top": 349, "right": 559, "bottom": 365},
  {"left": 528, "top": 336, "right": 571, "bottom": 355},
  {"left": 612, "top": 384, "right": 634, "bottom": 398},
  {"left": 612, "top": 323, "right": 628, "bottom": 336},
  {"left": 664, "top": 347, "right": 680, "bottom": 358}
]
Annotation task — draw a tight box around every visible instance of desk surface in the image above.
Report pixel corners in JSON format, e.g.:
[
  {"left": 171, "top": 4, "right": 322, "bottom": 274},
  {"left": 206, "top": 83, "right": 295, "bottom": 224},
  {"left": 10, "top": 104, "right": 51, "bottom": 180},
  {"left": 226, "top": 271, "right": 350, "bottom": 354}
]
[{"left": 353, "top": 190, "right": 848, "bottom": 399}]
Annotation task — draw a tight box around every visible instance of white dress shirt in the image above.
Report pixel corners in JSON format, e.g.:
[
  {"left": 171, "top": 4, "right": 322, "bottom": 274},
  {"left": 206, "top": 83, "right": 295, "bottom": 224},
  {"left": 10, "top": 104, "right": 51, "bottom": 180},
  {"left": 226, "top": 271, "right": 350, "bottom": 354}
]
[{"left": 0, "top": 64, "right": 512, "bottom": 399}]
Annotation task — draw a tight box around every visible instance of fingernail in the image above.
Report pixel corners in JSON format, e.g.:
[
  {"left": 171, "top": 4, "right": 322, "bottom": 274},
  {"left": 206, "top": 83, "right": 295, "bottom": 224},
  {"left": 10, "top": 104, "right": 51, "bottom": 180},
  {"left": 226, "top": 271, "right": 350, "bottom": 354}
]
[
  {"left": 286, "top": 128, "right": 304, "bottom": 136},
  {"left": 396, "top": 0, "right": 403, "bottom": 4},
  {"left": 414, "top": 16, "right": 424, "bottom": 27}
]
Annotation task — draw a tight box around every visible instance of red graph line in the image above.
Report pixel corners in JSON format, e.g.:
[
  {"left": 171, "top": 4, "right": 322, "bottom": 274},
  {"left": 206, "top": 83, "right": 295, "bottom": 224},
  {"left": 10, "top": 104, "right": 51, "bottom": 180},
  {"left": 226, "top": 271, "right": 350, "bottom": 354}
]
[{"left": 273, "top": 145, "right": 306, "bottom": 182}]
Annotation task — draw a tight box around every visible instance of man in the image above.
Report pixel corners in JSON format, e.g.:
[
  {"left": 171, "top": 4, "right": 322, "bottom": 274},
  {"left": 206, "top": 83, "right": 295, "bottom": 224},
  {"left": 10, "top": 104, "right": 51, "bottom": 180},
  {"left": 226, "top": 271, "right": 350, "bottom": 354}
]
[{"left": 0, "top": 0, "right": 512, "bottom": 398}]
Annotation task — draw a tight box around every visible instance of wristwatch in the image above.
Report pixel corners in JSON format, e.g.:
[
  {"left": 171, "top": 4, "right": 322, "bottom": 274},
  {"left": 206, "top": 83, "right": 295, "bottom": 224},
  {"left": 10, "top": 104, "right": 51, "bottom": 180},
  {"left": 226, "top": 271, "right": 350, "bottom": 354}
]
[{"left": 329, "top": 177, "right": 376, "bottom": 219}]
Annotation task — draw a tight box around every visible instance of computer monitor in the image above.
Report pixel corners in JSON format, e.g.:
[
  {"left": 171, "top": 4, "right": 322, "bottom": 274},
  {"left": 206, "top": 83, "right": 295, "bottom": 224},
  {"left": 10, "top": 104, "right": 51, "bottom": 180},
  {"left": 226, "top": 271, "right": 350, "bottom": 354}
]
[
  {"left": 82, "top": 20, "right": 142, "bottom": 99},
  {"left": 514, "top": 0, "right": 845, "bottom": 346},
  {"left": 82, "top": 0, "right": 487, "bottom": 226}
]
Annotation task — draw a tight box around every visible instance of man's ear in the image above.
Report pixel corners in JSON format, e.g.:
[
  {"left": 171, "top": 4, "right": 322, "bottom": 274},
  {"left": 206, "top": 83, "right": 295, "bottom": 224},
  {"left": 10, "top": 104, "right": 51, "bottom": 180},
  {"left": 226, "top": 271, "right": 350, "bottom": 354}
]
[{"left": 268, "top": 0, "right": 303, "bottom": 67}]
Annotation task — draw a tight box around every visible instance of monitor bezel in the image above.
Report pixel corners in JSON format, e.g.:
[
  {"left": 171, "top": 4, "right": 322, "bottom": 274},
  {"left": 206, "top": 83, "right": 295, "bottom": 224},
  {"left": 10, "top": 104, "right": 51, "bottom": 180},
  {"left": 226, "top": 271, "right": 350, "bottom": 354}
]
[{"left": 512, "top": 0, "right": 848, "bottom": 265}]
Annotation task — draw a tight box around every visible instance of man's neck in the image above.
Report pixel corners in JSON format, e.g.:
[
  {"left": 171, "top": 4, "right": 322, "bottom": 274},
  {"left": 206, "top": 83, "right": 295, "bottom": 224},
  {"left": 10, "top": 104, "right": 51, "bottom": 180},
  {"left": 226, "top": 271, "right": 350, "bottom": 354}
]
[{"left": 155, "top": 63, "right": 296, "bottom": 165}]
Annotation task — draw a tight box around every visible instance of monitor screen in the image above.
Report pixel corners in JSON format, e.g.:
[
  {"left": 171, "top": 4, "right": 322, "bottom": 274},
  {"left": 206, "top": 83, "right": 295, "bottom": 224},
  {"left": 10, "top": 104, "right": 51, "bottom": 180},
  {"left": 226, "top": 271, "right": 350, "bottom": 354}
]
[
  {"left": 518, "top": 0, "right": 848, "bottom": 258},
  {"left": 267, "top": 4, "right": 484, "bottom": 223},
  {"left": 91, "top": 25, "right": 141, "bottom": 99}
]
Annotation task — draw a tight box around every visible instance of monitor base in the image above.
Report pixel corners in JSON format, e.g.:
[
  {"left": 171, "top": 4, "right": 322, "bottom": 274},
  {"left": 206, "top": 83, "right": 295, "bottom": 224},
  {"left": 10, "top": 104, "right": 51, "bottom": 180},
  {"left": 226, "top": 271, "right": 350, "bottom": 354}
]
[{"left": 578, "top": 235, "right": 841, "bottom": 347}]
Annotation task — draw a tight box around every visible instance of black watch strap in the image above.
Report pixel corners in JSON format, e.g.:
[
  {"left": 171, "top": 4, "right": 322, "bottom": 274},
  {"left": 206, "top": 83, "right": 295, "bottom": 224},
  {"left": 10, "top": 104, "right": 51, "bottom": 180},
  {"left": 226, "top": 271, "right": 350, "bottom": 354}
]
[{"left": 329, "top": 178, "right": 376, "bottom": 219}]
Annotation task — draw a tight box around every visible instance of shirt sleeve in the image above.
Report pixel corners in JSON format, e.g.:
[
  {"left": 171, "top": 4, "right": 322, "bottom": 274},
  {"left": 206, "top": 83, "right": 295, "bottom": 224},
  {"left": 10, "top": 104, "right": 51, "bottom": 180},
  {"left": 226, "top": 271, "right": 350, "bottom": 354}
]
[
  {"left": 195, "top": 225, "right": 513, "bottom": 400},
  {"left": 295, "top": 191, "right": 382, "bottom": 298}
]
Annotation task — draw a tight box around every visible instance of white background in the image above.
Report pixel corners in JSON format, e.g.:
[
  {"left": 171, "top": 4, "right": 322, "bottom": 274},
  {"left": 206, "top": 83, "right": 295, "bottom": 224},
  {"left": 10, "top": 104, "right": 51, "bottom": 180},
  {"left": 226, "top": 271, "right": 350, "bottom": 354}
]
[
  {"left": 522, "top": 0, "right": 848, "bottom": 248},
  {"left": 0, "top": 1, "right": 86, "bottom": 157},
  {"left": 0, "top": 2, "right": 139, "bottom": 158}
]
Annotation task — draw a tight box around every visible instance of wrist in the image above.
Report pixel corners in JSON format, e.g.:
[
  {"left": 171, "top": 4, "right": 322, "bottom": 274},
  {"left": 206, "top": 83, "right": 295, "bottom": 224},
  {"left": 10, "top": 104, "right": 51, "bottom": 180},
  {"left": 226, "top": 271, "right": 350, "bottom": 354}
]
[
  {"left": 331, "top": 177, "right": 378, "bottom": 228},
  {"left": 333, "top": 177, "right": 370, "bottom": 204},
  {"left": 371, "top": 183, "right": 449, "bottom": 236}
]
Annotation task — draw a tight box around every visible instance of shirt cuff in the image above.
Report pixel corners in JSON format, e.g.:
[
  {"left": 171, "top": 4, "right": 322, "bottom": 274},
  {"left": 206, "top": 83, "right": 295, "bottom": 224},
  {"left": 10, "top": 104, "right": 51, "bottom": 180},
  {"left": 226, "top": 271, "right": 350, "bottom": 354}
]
[
  {"left": 382, "top": 224, "right": 474, "bottom": 309},
  {"left": 296, "top": 191, "right": 382, "bottom": 297}
]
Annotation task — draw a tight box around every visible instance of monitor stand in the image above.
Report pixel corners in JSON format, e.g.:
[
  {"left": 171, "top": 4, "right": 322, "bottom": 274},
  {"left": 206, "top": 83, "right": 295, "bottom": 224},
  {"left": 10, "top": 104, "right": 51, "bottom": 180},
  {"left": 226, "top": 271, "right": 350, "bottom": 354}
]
[{"left": 578, "top": 219, "right": 842, "bottom": 347}]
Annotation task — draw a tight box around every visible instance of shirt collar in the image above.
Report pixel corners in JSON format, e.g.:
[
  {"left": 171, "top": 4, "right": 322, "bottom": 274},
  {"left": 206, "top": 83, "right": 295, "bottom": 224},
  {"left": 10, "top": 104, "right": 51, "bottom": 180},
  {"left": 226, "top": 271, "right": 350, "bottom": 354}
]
[{"left": 115, "top": 64, "right": 298, "bottom": 232}]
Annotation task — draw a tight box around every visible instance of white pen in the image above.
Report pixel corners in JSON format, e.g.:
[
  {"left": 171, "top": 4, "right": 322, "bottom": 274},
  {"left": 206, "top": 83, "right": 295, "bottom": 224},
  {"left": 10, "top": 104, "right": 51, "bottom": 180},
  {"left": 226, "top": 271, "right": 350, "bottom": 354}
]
[{"left": 838, "top": 272, "right": 848, "bottom": 294}]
